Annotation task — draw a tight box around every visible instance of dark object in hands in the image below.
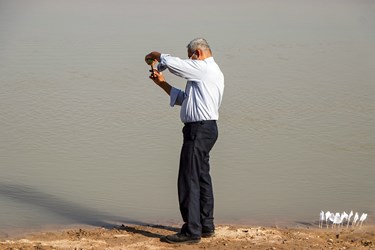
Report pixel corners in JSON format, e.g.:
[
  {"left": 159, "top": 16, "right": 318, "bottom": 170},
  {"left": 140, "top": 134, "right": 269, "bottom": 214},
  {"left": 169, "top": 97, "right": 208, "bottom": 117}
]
[{"left": 147, "top": 59, "right": 155, "bottom": 78}]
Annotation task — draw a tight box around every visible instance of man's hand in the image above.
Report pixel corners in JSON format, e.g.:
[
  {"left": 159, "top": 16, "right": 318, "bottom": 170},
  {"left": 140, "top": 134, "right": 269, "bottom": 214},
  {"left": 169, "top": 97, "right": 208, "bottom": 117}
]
[
  {"left": 145, "top": 51, "right": 171, "bottom": 95},
  {"left": 149, "top": 69, "right": 171, "bottom": 96},
  {"left": 149, "top": 69, "right": 165, "bottom": 85},
  {"left": 145, "top": 51, "right": 161, "bottom": 65}
]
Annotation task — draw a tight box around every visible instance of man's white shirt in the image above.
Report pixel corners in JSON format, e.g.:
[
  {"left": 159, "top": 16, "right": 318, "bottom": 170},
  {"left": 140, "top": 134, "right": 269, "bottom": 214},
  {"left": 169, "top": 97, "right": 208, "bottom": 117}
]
[{"left": 158, "top": 54, "right": 224, "bottom": 123}]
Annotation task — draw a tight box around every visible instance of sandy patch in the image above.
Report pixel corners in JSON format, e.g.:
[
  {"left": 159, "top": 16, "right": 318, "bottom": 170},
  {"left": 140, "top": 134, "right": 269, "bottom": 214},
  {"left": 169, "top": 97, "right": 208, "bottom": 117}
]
[{"left": 1, "top": 224, "right": 374, "bottom": 249}]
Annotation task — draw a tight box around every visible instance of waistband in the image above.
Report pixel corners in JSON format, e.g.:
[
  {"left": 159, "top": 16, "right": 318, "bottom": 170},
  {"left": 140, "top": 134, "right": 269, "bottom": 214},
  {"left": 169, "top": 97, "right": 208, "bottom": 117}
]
[{"left": 184, "top": 120, "right": 217, "bottom": 125}]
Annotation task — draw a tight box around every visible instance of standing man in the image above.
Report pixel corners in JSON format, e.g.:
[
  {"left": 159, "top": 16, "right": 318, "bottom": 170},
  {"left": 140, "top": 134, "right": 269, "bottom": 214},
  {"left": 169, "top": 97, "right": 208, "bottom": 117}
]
[{"left": 145, "top": 38, "right": 224, "bottom": 244}]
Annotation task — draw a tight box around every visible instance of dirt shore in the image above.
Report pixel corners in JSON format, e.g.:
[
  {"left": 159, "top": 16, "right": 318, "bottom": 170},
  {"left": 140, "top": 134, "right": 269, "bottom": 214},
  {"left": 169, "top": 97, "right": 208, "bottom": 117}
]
[{"left": 1, "top": 224, "right": 374, "bottom": 250}]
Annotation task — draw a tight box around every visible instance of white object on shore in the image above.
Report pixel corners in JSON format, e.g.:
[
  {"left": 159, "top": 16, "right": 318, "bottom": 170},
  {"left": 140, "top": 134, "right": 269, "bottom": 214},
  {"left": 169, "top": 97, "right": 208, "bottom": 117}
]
[
  {"left": 319, "top": 210, "right": 368, "bottom": 229},
  {"left": 331, "top": 213, "right": 346, "bottom": 228},
  {"left": 359, "top": 213, "right": 368, "bottom": 227},
  {"left": 332, "top": 213, "right": 342, "bottom": 228},
  {"left": 347, "top": 211, "right": 353, "bottom": 228},
  {"left": 319, "top": 211, "right": 325, "bottom": 228},
  {"left": 329, "top": 213, "right": 335, "bottom": 228},
  {"left": 325, "top": 211, "right": 331, "bottom": 228},
  {"left": 353, "top": 212, "right": 359, "bottom": 226},
  {"left": 340, "top": 212, "right": 348, "bottom": 227},
  {"left": 329, "top": 213, "right": 335, "bottom": 222}
]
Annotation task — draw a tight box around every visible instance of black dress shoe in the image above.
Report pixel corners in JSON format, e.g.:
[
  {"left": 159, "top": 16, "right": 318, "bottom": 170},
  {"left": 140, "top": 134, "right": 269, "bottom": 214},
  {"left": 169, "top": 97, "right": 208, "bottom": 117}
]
[
  {"left": 162, "top": 233, "right": 201, "bottom": 244},
  {"left": 202, "top": 229, "right": 215, "bottom": 238}
]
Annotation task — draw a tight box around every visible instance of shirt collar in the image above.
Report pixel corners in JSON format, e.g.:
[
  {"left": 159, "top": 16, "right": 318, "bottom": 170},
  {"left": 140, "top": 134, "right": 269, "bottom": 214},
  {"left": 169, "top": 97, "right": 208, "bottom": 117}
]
[{"left": 204, "top": 56, "right": 214, "bottom": 61}]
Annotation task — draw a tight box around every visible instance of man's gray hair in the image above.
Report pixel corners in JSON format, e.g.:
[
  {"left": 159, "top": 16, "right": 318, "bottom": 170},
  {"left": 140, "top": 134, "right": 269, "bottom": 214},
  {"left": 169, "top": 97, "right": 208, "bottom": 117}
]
[{"left": 187, "top": 38, "right": 211, "bottom": 52}]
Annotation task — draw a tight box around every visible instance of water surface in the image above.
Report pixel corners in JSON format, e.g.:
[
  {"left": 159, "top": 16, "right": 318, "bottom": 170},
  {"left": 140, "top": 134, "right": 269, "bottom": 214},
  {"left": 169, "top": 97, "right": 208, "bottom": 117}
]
[{"left": 1, "top": 0, "right": 374, "bottom": 233}]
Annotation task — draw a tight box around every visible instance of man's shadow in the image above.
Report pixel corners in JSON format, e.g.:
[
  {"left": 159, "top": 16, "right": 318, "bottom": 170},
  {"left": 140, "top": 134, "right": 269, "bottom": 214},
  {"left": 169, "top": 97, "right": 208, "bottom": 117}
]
[
  {"left": 0, "top": 182, "right": 179, "bottom": 238},
  {"left": 115, "top": 224, "right": 179, "bottom": 238}
]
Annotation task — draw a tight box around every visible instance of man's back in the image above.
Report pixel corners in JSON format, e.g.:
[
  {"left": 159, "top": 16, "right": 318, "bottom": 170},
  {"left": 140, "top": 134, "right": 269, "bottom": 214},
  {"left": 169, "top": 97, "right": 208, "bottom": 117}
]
[{"left": 159, "top": 54, "right": 224, "bottom": 123}]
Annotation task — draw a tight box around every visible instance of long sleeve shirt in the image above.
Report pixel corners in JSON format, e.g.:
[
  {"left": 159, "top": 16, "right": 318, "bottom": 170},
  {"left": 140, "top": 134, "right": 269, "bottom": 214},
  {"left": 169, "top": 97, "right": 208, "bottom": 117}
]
[{"left": 158, "top": 54, "right": 224, "bottom": 123}]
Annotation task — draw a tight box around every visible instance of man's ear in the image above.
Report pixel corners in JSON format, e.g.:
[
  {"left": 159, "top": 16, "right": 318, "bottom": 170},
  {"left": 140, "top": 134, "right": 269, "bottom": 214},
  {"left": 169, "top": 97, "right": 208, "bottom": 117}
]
[{"left": 195, "top": 49, "right": 202, "bottom": 59}]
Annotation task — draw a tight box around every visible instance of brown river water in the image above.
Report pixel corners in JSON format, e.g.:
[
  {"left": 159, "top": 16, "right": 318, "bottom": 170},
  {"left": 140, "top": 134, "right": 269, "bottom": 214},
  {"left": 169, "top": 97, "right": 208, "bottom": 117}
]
[{"left": 1, "top": 0, "right": 374, "bottom": 233}]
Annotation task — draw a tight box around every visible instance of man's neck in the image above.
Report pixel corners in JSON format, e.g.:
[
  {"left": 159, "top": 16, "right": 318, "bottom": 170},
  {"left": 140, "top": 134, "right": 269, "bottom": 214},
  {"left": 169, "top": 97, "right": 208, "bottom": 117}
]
[{"left": 199, "top": 51, "right": 212, "bottom": 60}]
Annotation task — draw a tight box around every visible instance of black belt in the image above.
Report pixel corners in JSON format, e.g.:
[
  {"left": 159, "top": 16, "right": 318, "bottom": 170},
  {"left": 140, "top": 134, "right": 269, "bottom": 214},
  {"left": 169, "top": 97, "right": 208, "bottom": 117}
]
[{"left": 184, "top": 120, "right": 216, "bottom": 125}]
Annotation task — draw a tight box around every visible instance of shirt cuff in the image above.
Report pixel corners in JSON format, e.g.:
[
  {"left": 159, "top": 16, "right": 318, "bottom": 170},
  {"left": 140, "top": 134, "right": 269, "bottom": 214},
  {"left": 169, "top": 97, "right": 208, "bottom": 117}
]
[
  {"left": 170, "top": 87, "right": 181, "bottom": 107},
  {"left": 160, "top": 54, "right": 170, "bottom": 64},
  {"left": 157, "top": 54, "right": 170, "bottom": 72}
]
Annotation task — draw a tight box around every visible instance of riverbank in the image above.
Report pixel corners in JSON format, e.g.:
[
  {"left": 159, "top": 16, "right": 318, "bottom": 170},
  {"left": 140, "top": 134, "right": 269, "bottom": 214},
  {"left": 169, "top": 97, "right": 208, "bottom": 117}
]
[{"left": 1, "top": 224, "right": 374, "bottom": 249}]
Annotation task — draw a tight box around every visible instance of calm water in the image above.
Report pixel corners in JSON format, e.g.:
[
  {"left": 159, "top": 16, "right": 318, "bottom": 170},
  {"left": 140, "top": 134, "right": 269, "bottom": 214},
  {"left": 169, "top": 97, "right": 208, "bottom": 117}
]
[{"left": 1, "top": 0, "right": 375, "bottom": 233}]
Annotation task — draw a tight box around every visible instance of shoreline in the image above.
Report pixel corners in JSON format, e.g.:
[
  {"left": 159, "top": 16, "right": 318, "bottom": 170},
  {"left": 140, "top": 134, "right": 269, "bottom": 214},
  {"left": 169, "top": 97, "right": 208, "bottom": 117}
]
[{"left": 1, "top": 223, "right": 374, "bottom": 249}]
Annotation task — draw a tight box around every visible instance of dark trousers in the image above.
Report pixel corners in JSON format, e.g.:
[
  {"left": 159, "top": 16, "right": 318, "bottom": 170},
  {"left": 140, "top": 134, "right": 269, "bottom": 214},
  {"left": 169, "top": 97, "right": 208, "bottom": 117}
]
[{"left": 178, "top": 120, "right": 218, "bottom": 237}]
